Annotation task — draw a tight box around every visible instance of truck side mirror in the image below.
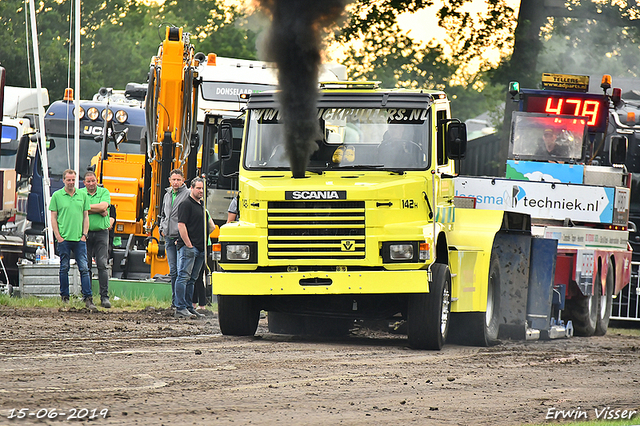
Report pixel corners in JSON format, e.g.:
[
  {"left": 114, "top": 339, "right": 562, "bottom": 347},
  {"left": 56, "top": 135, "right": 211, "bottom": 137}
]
[
  {"left": 609, "top": 135, "right": 627, "bottom": 165},
  {"left": 446, "top": 122, "right": 467, "bottom": 160},
  {"left": 218, "top": 122, "right": 233, "bottom": 161},
  {"left": 15, "top": 134, "right": 31, "bottom": 177}
]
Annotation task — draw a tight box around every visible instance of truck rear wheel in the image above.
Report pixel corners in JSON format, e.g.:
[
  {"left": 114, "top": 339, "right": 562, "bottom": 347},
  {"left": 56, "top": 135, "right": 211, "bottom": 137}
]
[
  {"left": 407, "top": 263, "right": 451, "bottom": 350},
  {"left": 565, "top": 283, "right": 598, "bottom": 337},
  {"left": 595, "top": 260, "right": 614, "bottom": 336},
  {"left": 218, "top": 295, "right": 259, "bottom": 336}
]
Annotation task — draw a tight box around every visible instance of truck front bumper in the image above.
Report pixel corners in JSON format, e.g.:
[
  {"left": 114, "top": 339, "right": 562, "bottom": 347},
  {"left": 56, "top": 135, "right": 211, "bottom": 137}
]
[{"left": 212, "top": 269, "right": 430, "bottom": 296}]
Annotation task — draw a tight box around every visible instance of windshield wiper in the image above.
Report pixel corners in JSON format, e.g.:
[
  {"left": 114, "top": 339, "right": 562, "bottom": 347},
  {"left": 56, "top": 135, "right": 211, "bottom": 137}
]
[
  {"left": 334, "top": 165, "right": 384, "bottom": 170},
  {"left": 335, "top": 164, "right": 405, "bottom": 174}
]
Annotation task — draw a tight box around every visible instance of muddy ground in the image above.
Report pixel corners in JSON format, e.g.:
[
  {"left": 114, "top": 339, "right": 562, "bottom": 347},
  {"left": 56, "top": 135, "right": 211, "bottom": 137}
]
[{"left": 0, "top": 306, "right": 639, "bottom": 426}]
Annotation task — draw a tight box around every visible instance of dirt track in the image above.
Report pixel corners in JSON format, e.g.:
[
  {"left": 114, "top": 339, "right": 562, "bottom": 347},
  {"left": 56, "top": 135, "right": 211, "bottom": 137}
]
[{"left": 1, "top": 306, "right": 639, "bottom": 425}]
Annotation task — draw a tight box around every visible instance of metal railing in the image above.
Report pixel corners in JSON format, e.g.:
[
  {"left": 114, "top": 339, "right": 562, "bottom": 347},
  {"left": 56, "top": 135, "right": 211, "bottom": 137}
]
[{"left": 611, "top": 261, "right": 640, "bottom": 321}]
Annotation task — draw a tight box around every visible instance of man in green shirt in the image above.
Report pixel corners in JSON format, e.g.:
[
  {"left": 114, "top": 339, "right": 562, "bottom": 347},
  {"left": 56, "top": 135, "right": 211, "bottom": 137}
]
[
  {"left": 49, "top": 169, "right": 94, "bottom": 310},
  {"left": 79, "top": 171, "right": 112, "bottom": 308}
]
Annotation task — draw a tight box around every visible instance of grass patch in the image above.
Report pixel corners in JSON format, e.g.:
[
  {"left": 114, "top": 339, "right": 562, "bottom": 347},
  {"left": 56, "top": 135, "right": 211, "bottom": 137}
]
[
  {"left": 528, "top": 420, "right": 639, "bottom": 426},
  {"left": 0, "top": 294, "right": 171, "bottom": 311},
  {"left": 608, "top": 324, "right": 640, "bottom": 337},
  {"left": 0, "top": 294, "right": 217, "bottom": 312},
  {"left": 609, "top": 327, "right": 640, "bottom": 337}
]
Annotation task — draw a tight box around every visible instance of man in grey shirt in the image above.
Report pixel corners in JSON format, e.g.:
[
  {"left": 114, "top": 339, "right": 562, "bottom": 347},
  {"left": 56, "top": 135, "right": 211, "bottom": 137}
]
[{"left": 159, "top": 169, "right": 190, "bottom": 308}]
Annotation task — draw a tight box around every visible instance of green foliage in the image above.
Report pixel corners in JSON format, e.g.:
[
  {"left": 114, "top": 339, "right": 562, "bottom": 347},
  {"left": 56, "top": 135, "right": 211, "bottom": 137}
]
[
  {"left": 336, "top": 0, "right": 508, "bottom": 121},
  {"left": 448, "top": 77, "right": 505, "bottom": 122},
  {"left": 4, "top": 0, "right": 640, "bottom": 121},
  {"left": 536, "top": 8, "right": 640, "bottom": 79},
  {"left": 437, "top": 0, "right": 516, "bottom": 65},
  {"left": 0, "top": 0, "right": 259, "bottom": 101},
  {"left": 0, "top": 293, "right": 172, "bottom": 310}
]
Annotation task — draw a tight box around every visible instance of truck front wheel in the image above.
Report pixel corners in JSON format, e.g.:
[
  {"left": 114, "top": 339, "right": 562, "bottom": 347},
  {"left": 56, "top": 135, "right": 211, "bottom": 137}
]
[
  {"left": 218, "top": 295, "right": 260, "bottom": 336},
  {"left": 483, "top": 254, "right": 501, "bottom": 345},
  {"left": 407, "top": 263, "right": 451, "bottom": 350},
  {"left": 448, "top": 254, "right": 500, "bottom": 346}
]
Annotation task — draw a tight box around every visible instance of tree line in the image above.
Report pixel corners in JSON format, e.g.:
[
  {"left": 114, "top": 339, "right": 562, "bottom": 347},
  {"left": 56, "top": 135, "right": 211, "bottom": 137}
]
[{"left": 1, "top": 0, "right": 639, "bottom": 123}]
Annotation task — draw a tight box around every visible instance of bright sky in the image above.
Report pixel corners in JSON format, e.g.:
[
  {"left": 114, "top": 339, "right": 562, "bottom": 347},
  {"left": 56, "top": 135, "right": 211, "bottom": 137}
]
[
  {"left": 397, "top": 0, "right": 520, "bottom": 45},
  {"left": 396, "top": 0, "right": 521, "bottom": 64},
  {"left": 228, "top": 0, "right": 521, "bottom": 66}
]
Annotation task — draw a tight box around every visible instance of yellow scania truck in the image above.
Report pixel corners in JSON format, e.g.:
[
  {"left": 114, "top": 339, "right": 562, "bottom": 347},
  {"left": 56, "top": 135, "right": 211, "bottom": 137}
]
[{"left": 213, "top": 81, "right": 569, "bottom": 349}]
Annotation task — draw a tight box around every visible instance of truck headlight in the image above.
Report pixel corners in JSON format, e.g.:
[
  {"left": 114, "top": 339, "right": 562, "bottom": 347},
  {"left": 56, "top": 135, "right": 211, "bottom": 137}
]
[
  {"left": 221, "top": 242, "right": 257, "bottom": 262},
  {"left": 390, "top": 244, "right": 414, "bottom": 260},
  {"left": 227, "top": 244, "right": 250, "bottom": 260},
  {"left": 381, "top": 241, "right": 420, "bottom": 263}
]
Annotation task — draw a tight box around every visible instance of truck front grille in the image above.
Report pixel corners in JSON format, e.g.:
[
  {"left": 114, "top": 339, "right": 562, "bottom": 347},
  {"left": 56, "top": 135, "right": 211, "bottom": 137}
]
[{"left": 267, "top": 201, "right": 365, "bottom": 260}]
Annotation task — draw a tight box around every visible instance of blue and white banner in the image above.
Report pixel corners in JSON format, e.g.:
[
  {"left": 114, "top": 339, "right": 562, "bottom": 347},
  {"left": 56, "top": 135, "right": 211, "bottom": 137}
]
[
  {"left": 453, "top": 176, "right": 628, "bottom": 225},
  {"left": 506, "top": 160, "right": 584, "bottom": 184}
]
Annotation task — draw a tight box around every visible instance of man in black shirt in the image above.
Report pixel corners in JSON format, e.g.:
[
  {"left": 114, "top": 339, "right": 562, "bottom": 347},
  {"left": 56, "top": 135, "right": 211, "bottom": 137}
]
[{"left": 174, "top": 177, "right": 215, "bottom": 319}]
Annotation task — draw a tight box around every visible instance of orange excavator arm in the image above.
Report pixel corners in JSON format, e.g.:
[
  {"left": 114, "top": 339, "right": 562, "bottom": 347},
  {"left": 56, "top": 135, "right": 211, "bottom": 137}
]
[{"left": 144, "top": 26, "right": 201, "bottom": 276}]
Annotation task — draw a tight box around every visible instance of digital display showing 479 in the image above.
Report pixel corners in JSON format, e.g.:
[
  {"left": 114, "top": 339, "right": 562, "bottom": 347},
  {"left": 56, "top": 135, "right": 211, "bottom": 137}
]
[{"left": 522, "top": 91, "right": 609, "bottom": 133}]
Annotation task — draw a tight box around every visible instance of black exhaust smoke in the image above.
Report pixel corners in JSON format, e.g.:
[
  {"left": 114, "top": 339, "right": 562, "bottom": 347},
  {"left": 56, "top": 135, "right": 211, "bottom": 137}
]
[{"left": 256, "top": 0, "right": 348, "bottom": 178}]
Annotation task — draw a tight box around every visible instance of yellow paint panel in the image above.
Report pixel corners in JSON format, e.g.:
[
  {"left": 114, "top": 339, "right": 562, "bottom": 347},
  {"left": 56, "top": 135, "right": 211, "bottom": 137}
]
[{"left": 213, "top": 270, "right": 430, "bottom": 295}]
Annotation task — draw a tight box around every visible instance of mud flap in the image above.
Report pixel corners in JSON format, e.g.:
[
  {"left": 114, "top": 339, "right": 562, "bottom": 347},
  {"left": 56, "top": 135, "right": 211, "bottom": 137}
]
[
  {"left": 493, "top": 231, "right": 557, "bottom": 340},
  {"left": 492, "top": 232, "right": 532, "bottom": 340},
  {"left": 526, "top": 238, "right": 557, "bottom": 331}
]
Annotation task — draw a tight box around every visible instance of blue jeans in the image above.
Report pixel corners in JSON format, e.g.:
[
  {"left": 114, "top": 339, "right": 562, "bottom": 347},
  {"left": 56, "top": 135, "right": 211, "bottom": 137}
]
[
  {"left": 58, "top": 240, "right": 92, "bottom": 298},
  {"left": 165, "top": 236, "right": 178, "bottom": 306},
  {"left": 175, "top": 246, "right": 205, "bottom": 311},
  {"left": 86, "top": 229, "right": 109, "bottom": 298}
]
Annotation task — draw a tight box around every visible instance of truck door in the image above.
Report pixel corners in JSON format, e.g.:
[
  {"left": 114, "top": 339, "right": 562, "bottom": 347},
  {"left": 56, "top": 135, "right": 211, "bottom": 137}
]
[{"left": 435, "top": 108, "right": 455, "bottom": 225}]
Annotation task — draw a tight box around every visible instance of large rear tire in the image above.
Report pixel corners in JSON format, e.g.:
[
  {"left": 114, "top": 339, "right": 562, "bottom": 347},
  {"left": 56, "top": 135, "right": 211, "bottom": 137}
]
[
  {"left": 218, "top": 295, "right": 259, "bottom": 336},
  {"left": 595, "top": 260, "right": 614, "bottom": 336},
  {"left": 565, "top": 281, "right": 598, "bottom": 337},
  {"left": 407, "top": 263, "right": 451, "bottom": 350}
]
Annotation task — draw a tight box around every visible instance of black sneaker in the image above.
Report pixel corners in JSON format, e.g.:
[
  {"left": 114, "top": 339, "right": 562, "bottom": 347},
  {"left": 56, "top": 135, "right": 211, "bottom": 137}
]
[
  {"left": 61, "top": 295, "right": 70, "bottom": 304},
  {"left": 84, "top": 297, "right": 98, "bottom": 311},
  {"left": 188, "top": 307, "right": 205, "bottom": 318},
  {"left": 196, "top": 308, "right": 214, "bottom": 317},
  {"left": 174, "top": 309, "right": 196, "bottom": 319},
  {"left": 101, "top": 297, "right": 111, "bottom": 308}
]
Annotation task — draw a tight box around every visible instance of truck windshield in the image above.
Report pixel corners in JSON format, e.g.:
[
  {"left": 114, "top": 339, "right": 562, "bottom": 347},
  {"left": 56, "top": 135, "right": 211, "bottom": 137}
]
[
  {"left": 44, "top": 103, "right": 145, "bottom": 179},
  {"left": 0, "top": 125, "right": 20, "bottom": 169},
  {"left": 244, "top": 107, "right": 430, "bottom": 171},
  {"left": 45, "top": 134, "right": 142, "bottom": 179},
  {"left": 509, "top": 112, "right": 587, "bottom": 162}
]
